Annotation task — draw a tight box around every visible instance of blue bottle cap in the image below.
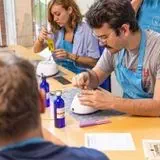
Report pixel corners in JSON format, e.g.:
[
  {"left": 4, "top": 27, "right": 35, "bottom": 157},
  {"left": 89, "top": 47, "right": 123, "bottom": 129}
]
[{"left": 50, "top": 91, "right": 56, "bottom": 96}]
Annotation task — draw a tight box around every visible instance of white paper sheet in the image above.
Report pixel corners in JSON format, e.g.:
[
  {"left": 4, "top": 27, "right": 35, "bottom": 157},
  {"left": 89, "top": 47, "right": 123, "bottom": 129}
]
[
  {"left": 143, "top": 140, "right": 160, "bottom": 160},
  {"left": 85, "top": 133, "right": 135, "bottom": 151}
]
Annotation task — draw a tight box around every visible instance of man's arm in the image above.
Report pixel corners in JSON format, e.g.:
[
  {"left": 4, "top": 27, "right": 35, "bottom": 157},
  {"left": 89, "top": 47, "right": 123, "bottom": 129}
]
[
  {"left": 79, "top": 79, "right": 160, "bottom": 117},
  {"left": 87, "top": 66, "right": 110, "bottom": 89},
  {"left": 131, "top": 0, "right": 143, "bottom": 14},
  {"left": 112, "top": 79, "right": 160, "bottom": 116}
]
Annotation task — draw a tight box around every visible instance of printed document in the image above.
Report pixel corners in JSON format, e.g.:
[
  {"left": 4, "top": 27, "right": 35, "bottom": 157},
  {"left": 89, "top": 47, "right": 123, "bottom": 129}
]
[
  {"left": 143, "top": 140, "right": 160, "bottom": 160},
  {"left": 85, "top": 133, "right": 135, "bottom": 151}
]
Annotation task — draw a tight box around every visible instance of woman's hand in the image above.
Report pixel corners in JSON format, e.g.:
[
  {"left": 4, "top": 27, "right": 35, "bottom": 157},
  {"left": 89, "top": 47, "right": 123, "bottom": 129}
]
[
  {"left": 54, "top": 49, "right": 69, "bottom": 59},
  {"left": 38, "top": 26, "right": 48, "bottom": 42}
]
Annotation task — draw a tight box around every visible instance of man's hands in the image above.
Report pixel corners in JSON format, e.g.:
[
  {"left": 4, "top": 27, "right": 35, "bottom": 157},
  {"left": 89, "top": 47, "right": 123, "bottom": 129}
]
[
  {"left": 72, "top": 71, "right": 115, "bottom": 110},
  {"left": 78, "top": 89, "right": 115, "bottom": 110},
  {"left": 72, "top": 72, "right": 90, "bottom": 89}
]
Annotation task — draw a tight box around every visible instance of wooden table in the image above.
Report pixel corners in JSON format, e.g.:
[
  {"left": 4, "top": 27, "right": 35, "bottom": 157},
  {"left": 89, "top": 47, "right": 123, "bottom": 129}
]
[
  {"left": 11, "top": 45, "right": 160, "bottom": 160},
  {"left": 42, "top": 115, "right": 160, "bottom": 160},
  {"left": 9, "top": 45, "right": 75, "bottom": 91}
]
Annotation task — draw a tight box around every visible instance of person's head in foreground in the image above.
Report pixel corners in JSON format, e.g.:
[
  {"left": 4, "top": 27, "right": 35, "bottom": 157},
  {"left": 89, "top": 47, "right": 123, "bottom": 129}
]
[{"left": 0, "top": 53, "right": 108, "bottom": 160}]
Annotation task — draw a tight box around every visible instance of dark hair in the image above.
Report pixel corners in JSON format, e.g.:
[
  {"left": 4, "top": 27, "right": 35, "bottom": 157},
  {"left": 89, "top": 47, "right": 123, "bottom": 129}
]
[
  {"left": 0, "top": 53, "right": 40, "bottom": 139},
  {"left": 48, "top": 0, "right": 82, "bottom": 33},
  {"left": 86, "top": 0, "right": 139, "bottom": 35}
]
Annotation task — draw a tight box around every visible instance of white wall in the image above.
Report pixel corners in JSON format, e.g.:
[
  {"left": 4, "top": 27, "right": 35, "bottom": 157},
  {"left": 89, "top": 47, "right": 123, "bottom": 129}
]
[
  {"left": 0, "top": 26, "right": 2, "bottom": 46},
  {"left": 3, "top": 0, "right": 33, "bottom": 47},
  {"left": 76, "top": 0, "right": 95, "bottom": 14},
  {"left": 14, "top": 0, "right": 33, "bottom": 47},
  {"left": 3, "top": 0, "right": 17, "bottom": 45}
]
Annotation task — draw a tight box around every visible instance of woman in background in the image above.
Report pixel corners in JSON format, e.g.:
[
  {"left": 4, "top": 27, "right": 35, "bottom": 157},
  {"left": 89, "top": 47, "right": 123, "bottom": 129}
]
[
  {"left": 131, "top": 0, "right": 160, "bottom": 33},
  {"left": 33, "top": 0, "right": 100, "bottom": 73}
]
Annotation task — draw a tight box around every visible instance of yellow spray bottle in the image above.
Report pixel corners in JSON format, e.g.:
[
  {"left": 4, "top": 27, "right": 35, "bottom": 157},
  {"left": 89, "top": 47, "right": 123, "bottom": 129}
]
[{"left": 47, "top": 35, "right": 55, "bottom": 52}]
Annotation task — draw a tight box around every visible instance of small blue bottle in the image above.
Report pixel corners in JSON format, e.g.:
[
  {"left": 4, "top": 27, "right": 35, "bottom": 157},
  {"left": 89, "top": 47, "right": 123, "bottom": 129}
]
[
  {"left": 54, "top": 90, "right": 65, "bottom": 128},
  {"left": 40, "top": 75, "right": 50, "bottom": 107}
]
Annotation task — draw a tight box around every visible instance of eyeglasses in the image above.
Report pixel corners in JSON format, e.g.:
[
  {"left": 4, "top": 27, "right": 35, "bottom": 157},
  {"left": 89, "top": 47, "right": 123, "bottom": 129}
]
[{"left": 92, "top": 30, "right": 114, "bottom": 41}]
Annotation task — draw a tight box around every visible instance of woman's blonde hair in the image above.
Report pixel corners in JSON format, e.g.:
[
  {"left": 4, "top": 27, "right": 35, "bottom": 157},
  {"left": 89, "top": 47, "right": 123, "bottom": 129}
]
[{"left": 48, "top": 0, "right": 82, "bottom": 33}]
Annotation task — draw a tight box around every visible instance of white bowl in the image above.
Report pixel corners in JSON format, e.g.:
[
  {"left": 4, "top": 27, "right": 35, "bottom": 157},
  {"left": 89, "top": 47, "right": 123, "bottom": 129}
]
[
  {"left": 36, "top": 60, "right": 58, "bottom": 77},
  {"left": 71, "top": 94, "right": 98, "bottom": 114}
]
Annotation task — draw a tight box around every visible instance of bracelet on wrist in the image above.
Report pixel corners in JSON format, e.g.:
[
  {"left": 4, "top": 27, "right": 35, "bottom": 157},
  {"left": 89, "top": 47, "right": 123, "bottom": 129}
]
[
  {"left": 75, "top": 55, "right": 79, "bottom": 63},
  {"left": 68, "top": 54, "right": 76, "bottom": 61},
  {"left": 67, "top": 53, "right": 70, "bottom": 59}
]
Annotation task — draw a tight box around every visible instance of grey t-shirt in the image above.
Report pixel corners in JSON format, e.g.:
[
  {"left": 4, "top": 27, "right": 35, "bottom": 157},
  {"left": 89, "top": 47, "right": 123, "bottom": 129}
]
[{"left": 97, "top": 30, "right": 160, "bottom": 95}]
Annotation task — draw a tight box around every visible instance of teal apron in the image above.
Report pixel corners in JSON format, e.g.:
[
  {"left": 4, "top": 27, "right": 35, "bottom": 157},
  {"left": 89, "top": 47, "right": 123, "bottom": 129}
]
[
  {"left": 138, "top": 0, "right": 160, "bottom": 32},
  {"left": 56, "top": 29, "right": 86, "bottom": 74},
  {"left": 115, "top": 30, "right": 153, "bottom": 99}
]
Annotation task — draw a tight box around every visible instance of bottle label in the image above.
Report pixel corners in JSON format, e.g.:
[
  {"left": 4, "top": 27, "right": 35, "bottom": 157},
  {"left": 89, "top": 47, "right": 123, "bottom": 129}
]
[
  {"left": 57, "top": 108, "right": 65, "bottom": 119},
  {"left": 46, "top": 92, "right": 50, "bottom": 100}
]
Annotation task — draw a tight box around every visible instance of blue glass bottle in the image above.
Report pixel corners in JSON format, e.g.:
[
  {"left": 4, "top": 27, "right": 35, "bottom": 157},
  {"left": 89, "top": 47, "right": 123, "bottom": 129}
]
[
  {"left": 54, "top": 90, "right": 65, "bottom": 128},
  {"left": 40, "top": 75, "right": 50, "bottom": 107}
]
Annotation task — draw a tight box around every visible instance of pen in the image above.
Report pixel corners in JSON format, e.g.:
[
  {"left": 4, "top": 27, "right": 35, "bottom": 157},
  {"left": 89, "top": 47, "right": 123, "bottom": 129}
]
[{"left": 79, "top": 119, "right": 111, "bottom": 128}]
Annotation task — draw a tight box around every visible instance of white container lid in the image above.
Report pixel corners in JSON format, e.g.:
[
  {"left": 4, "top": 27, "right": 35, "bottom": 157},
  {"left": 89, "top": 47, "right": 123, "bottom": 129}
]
[{"left": 36, "top": 60, "right": 58, "bottom": 77}]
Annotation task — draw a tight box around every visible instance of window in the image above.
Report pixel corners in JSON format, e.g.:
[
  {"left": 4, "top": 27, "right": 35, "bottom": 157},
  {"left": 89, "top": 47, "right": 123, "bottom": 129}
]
[
  {"left": 0, "top": 0, "right": 7, "bottom": 47},
  {"left": 33, "top": 0, "right": 50, "bottom": 39}
]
